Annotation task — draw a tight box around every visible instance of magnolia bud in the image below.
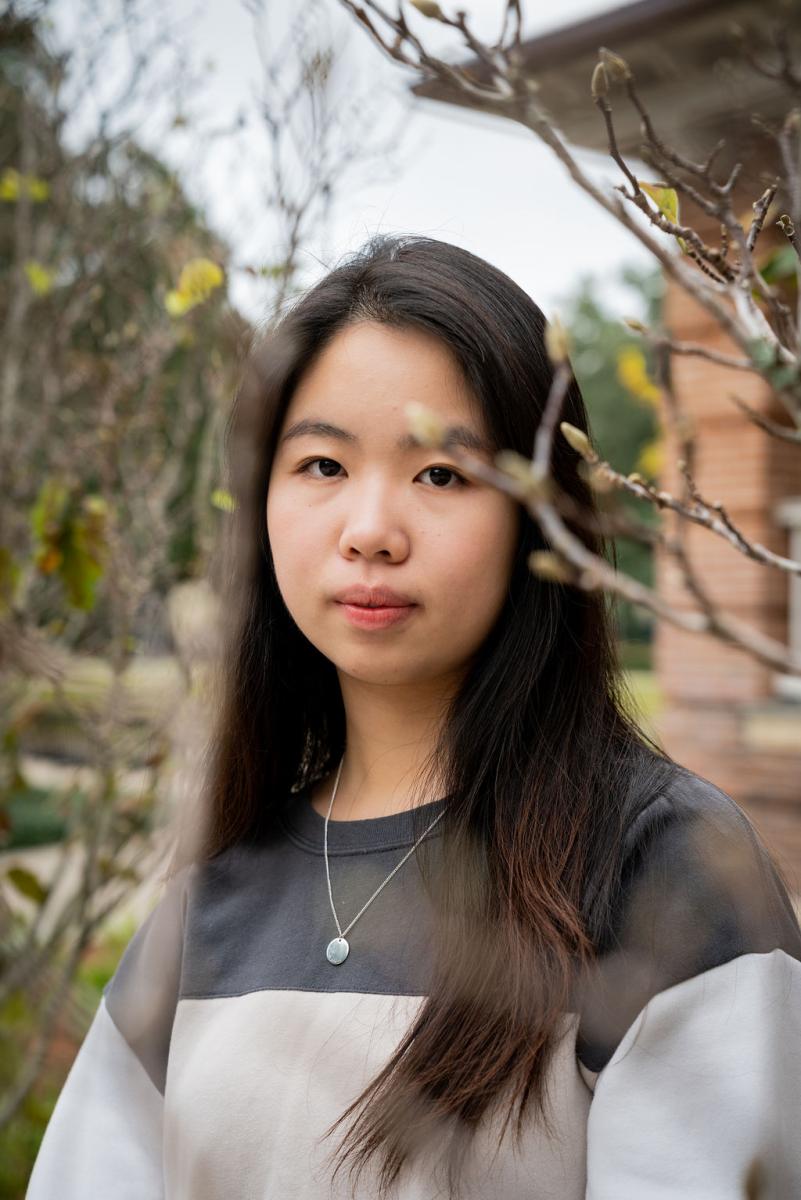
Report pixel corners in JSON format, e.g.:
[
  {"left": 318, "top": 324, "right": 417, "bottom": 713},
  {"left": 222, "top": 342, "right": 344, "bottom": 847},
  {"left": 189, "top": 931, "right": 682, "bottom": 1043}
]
[
  {"left": 599, "top": 47, "right": 632, "bottom": 83},
  {"left": 495, "top": 451, "right": 551, "bottom": 500},
  {"left": 560, "top": 421, "right": 595, "bottom": 461},
  {"left": 410, "top": 0, "right": 444, "bottom": 17},
  {"left": 528, "top": 551, "right": 573, "bottom": 583},
  {"left": 405, "top": 401, "right": 445, "bottom": 447},
  {"left": 591, "top": 62, "right": 609, "bottom": 99},
  {"left": 545, "top": 316, "right": 570, "bottom": 364}
]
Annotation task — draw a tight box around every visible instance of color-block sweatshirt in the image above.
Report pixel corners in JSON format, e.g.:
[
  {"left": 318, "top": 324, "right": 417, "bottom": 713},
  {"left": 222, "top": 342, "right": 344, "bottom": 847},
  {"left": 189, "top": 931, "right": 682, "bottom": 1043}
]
[{"left": 26, "top": 765, "right": 801, "bottom": 1199}]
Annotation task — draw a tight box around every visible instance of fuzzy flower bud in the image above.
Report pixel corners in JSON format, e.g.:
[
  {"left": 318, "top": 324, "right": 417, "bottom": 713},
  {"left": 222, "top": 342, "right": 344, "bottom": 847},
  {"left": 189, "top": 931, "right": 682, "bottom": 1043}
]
[
  {"left": 410, "top": 0, "right": 444, "bottom": 18},
  {"left": 545, "top": 316, "right": 570, "bottom": 364},
  {"left": 560, "top": 422, "right": 595, "bottom": 462},
  {"left": 599, "top": 47, "right": 633, "bottom": 83},
  {"left": 495, "top": 451, "right": 551, "bottom": 500},
  {"left": 591, "top": 62, "right": 609, "bottom": 99},
  {"left": 405, "top": 401, "right": 445, "bottom": 447},
  {"left": 528, "top": 551, "right": 573, "bottom": 583}
]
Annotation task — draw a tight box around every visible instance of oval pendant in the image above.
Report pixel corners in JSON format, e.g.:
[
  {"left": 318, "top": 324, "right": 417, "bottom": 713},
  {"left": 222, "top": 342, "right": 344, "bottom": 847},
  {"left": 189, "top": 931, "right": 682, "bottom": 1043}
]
[{"left": 326, "top": 936, "right": 349, "bottom": 965}]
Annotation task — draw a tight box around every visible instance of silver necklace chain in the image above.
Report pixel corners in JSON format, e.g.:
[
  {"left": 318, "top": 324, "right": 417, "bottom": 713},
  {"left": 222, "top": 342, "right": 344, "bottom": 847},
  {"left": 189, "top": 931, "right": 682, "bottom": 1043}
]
[{"left": 323, "top": 754, "right": 445, "bottom": 965}]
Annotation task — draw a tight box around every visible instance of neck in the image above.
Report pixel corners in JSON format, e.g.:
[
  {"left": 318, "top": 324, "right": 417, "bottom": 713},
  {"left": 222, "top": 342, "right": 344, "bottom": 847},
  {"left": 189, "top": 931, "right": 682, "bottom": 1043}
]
[{"left": 311, "top": 672, "right": 457, "bottom": 820}]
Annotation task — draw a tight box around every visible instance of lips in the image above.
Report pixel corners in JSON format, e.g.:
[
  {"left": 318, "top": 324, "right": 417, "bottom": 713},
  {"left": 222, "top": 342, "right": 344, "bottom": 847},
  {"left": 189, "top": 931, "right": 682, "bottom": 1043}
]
[
  {"left": 338, "top": 602, "right": 416, "bottom": 630},
  {"left": 333, "top": 585, "right": 416, "bottom": 608}
]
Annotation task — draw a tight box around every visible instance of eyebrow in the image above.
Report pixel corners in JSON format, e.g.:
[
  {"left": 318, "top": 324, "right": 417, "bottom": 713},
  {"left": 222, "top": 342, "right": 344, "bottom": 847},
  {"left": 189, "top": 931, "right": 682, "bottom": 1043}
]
[{"left": 278, "top": 418, "right": 492, "bottom": 456}]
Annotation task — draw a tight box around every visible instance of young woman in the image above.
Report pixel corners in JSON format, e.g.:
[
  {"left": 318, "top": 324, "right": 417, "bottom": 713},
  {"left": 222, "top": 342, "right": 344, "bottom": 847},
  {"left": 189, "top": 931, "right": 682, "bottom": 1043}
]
[{"left": 28, "top": 235, "right": 801, "bottom": 1199}]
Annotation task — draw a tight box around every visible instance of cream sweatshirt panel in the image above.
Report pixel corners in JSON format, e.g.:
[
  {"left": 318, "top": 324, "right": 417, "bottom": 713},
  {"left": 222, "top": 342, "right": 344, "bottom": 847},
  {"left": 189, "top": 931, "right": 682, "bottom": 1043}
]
[
  {"left": 26, "top": 997, "right": 164, "bottom": 1199},
  {"left": 164, "top": 991, "right": 591, "bottom": 1200},
  {"left": 586, "top": 948, "right": 801, "bottom": 1200}
]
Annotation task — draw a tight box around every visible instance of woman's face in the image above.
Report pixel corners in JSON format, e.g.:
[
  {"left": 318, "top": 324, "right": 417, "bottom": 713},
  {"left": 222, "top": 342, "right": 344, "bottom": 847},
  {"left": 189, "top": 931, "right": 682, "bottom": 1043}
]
[{"left": 266, "top": 321, "right": 520, "bottom": 690}]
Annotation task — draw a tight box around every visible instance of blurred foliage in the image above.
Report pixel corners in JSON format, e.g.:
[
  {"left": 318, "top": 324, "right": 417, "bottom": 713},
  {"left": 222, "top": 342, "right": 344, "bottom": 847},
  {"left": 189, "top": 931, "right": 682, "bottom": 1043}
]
[
  {"left": 0, "top": 6, "right": 250, "bottom": 660},
  {"left": 3, "top": 783, "right": 72, "bottom": 851},
  {"left": 0, "top": 2, "right": 250, "bottom": 846},
  {"left": 0, "top": 913, "right": 136, "bottom": 1198},
  {"left": 561, "top": 264, "right": 665, "bottom": 653},
  {"left": 0, "top": 2, "right": 251, "bottom": 1152},
  {"left": 0, "top": 0, "right": 392, "bottom": 1158}
]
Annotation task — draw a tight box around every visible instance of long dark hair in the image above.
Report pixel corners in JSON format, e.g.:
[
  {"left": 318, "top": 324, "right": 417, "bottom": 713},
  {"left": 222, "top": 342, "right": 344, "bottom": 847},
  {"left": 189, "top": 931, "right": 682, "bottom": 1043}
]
[{"left": 183, "top": 234, "right": 679, "bottom": 1196}]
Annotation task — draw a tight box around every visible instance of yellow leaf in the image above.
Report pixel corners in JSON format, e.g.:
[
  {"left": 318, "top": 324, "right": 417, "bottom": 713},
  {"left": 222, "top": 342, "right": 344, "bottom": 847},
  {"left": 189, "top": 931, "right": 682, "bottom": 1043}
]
[
  {"left": 165, "top": 258, "right": 224, "bottom": 316},
  {"left": 638, "top": 182, "right": 679, "bottom": 224},
  {"left": 0, "top": 168, "right": 20, "bottom": 200},
  {"left": 210, "top": 488, "right": 236, "bottom": 512},
  {"left": 638, "top": 182, "right": 689, "bottom": 252},
  {"left": 28, "top": 177, "right": 50, "bottom": 201},
  {"left": 165, "top": 288, "right": 193, "bottom": 316},
  {"left": 178, "top": 257, "right": 223, "bottom": 296},
  {"left": 616, "top": 346, "right": 661, "bottom": 406},
  {"left": 636, "top": 438, "right": 664, "bottom": 478},
  {"left": 23, "top": 260, "right": 55, "bottom": 296},
  {"left": 0, "top": 168, "right": 50, "bottom": 202}
]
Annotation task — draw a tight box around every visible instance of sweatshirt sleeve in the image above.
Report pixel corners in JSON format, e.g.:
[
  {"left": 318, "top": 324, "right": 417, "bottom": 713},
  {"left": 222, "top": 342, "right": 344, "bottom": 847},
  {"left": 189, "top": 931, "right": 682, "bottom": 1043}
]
[
  {"left": 578, "top": 768, "right": 801, "bottom": 1200},
  {"left": 26, "top": 866, "right": 190, "bottom": 1199}
]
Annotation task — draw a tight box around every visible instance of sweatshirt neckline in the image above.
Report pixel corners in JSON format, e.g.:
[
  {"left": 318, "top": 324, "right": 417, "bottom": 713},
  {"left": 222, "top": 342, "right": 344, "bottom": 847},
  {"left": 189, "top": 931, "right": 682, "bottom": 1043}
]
[{"left": 279, "top": 782, "right": 448, "bottom": 856}]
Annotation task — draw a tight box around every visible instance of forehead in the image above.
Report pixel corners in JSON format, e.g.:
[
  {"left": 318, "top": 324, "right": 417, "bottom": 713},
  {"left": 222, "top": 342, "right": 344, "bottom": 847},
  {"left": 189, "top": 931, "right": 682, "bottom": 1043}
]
[{"left": 284, "top": 321, "right": 481, "bottom": 429}]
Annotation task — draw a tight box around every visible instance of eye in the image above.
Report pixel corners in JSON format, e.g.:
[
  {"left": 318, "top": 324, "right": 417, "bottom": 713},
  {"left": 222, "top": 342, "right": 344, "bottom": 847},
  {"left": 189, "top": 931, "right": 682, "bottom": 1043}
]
[
  {"left": 418, "top": 466, "right": 467, "bottom": 489},
  {"left": 296, "top": 458, "right": 468, "bottom": 489},
  {"left": 298, "top": 457, "right": 342, "bottom": 479}
]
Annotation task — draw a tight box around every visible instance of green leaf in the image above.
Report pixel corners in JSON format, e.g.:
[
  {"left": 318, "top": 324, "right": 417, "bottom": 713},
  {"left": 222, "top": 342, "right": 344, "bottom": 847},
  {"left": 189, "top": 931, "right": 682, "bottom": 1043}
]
[
  {"left": 769, "top": 366, "right": 799, "bottom": 390},
  {"left": 30, "top": 478, "right": 69, "bottom": 546},
  {"left": 30, "top": 482, "right": 107, "bottom": 610},
  {"left": 759, "top": 245, "right": 799, "bottom": 285},
  {"left": 0, "top": 547, "right": 20, "bottom": 611},
  {"left": 746, "top": 338, "right": 776, "bottom": 371},
  {"left": 60, "top": 496, "right": 108, "bottom": 610},
  {"left": 6, "top": 866, "right": 49, "bottom": 905}
]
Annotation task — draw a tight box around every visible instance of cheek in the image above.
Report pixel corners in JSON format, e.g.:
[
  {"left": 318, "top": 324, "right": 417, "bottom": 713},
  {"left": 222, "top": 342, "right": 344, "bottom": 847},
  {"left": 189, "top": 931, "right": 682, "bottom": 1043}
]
[
  {"left": 434, "top": 502, "right": 519, "bottom": 616},
  {"left": 267, "top": 488, "right": 318, "bottom": 563},
  {"left": 266, "top": 489, "right": 311, "bottom": 603}
]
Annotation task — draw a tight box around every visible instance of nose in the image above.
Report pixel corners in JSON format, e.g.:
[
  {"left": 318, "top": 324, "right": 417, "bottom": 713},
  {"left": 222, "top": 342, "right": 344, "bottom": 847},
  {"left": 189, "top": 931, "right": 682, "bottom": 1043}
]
[{"left": 337, "top": 480, "right": 410, "bottom": 563}]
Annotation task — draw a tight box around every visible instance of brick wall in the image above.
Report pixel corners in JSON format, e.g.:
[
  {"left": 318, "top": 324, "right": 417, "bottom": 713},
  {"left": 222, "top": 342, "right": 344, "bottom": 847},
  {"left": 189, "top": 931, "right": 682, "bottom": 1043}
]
[{"left": 653, "top": 277, "right": 801, "bottom": 894}]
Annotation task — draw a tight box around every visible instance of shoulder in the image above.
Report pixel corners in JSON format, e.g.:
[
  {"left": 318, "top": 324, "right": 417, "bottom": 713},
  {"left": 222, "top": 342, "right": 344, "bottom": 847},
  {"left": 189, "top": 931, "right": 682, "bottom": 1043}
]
[
  {"left": 101, "top": 840, "right": 255, "bottom": 1088},
  {"left": 577, "top": 765, "right": 801, "bottom": 1071},
  {"left": 102, "top": 862, "right": 199, "bottom": 1093},
  {"left": 619, "top": 765, "right": 800, "bottom": 956}
]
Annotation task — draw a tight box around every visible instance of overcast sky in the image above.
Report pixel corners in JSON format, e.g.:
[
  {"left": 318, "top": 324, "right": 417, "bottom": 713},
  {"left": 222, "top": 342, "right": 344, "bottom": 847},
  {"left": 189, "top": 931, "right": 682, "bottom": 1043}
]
[{"left": 56, "top": 0, "right": 658, "bottom": 324}]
